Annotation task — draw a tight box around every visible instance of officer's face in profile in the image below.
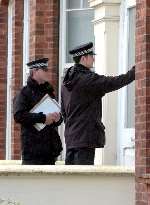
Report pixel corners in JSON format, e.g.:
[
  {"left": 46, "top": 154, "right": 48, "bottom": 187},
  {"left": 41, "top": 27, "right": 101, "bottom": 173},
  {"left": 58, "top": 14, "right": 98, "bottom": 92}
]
[
  {"left": 82, "top": 54, "right": 95, "bottom": 69},
  {"left": 33, "top": 68, "right": 49, "bottom": 84}
]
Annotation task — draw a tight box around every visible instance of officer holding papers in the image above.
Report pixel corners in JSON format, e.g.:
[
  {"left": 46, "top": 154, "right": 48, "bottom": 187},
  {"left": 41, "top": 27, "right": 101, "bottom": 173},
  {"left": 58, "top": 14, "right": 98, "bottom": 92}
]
[{"left": 14, "top": 58, "right": 63, "bottom": 165}]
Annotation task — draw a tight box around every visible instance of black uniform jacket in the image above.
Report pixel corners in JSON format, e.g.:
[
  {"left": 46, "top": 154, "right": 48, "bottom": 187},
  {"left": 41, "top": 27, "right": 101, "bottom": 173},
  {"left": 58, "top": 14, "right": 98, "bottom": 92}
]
[
  {"left": 14, "top": 77, "right": 63, "bottom": 162},
  {"left": 61, "top": 63, "right": 135, "bottom": 149}
]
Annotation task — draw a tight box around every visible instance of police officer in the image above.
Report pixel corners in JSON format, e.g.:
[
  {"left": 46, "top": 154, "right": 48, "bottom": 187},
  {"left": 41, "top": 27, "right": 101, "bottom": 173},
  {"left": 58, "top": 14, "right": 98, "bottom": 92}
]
[
  {"left": 14, "top": 58, "right": 63, "bottom": 165},
  {"left": 61, "top": 42, "right": 135, "bottom": 165}
]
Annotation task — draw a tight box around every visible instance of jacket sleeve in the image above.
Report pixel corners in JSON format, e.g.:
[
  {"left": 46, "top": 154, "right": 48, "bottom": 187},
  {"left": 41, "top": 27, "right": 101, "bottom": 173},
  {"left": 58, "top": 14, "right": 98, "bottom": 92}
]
[
  {"left": 13, "top": 90, "right": 46, "bottom": 126},
  {"left": 86, "top": 66, "right": 135, "bottom": 95}
]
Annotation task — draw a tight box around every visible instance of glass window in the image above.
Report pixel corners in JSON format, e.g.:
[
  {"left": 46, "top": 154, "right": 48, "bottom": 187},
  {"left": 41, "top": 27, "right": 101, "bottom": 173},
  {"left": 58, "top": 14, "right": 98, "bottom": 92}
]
[
  {"left": 67, "top": 0, "right": 81, "bottom": 9},
  {"left": 125, "top": 7, "right": 135, "bottom": 128},
  {"left": 66, "top": 9, "right": 94, "bottom": 63},
  {"left": 67, "top": 0, "right": 89, "bottom": 9},
  {"left": 83, "top": 0, "right": 89, "bottom": 8},
  {"left": 65, "top": 0, "right": 94, "bottom": 63}
]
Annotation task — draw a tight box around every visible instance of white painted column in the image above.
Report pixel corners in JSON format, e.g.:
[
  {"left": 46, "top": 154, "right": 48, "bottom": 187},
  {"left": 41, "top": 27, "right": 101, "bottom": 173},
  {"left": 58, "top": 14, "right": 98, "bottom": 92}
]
[
  {"left": 6, "top": 0, "right": 13, "bottom": 160},
  {"left": 90, "top": 0, "right": 121, "bottom": 165},
  {"left": 23, "top": 0, "right": 30, "bottom": 85}
]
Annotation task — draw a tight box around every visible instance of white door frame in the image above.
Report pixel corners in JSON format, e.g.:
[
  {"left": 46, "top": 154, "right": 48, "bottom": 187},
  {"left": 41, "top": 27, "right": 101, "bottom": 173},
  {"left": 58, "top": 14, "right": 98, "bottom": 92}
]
[
  {"left": 117, "top": 0, "right": 136, "bottom": 166},
  {"left": 59, "top": 0, "right": 67, "bottom": 160}
]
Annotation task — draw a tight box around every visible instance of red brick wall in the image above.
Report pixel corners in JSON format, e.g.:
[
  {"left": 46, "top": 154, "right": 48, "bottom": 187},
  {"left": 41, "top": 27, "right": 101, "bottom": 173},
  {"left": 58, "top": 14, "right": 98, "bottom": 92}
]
[
  {"left": 0, "top": 0, "right": 9, "bottom": 6},
  {"left": 135, "top": 0, "right": 150, "bottom": 204},
  {"left": 0, "top": 2, "right": 8, "bottom": 159},
  {"left": 29, "top": 0, "right": 60, "bottom": 97},
  {"left": 11, "top": 0, "right": 24, "bottom": 159}
]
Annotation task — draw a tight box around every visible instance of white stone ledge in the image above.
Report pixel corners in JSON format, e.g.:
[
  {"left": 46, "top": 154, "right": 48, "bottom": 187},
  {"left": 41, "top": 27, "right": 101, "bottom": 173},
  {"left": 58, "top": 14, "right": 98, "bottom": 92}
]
[
  {"left": 0, "top": 161, "right": 134, "bottom": 177},
  {"left": 89, "top": 0, "right": 121, "bottom": 7}
]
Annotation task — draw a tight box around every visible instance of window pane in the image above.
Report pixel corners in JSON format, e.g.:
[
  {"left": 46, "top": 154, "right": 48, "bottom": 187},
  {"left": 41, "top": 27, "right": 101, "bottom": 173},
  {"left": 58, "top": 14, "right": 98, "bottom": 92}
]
[
  {"left": 67, "top": 0, "right": 81, "bottom": 9},
  {"left": 66, "top": 9, "right": 94, "bottom": 63},
  {"left": 83, "top": 0, "right": 89, "bottom": 8},
  {"left": 126, "top": 7, "right": 135, "bottom": 128}
]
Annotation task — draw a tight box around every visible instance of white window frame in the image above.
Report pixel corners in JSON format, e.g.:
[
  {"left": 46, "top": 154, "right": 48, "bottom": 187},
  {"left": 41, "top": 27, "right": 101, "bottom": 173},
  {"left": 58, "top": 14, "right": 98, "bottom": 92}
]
[
  {"left": 59, "top": 0, "right": 66, "bottom": 160},
  {"left": 23, "top": 0, "right": 30, "bottom": 86},
  {"left": 6, "top": 0, "right": 13, "bottom": 160},
  {"left": 117, "top": 0, "right": 136, "bottom": 166}
]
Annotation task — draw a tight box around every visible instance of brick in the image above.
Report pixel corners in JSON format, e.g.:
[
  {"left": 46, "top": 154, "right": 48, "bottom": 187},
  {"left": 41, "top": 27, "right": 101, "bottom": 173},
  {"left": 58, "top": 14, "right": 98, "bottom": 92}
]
[
  {"left": 29, "top": 0, "right": 59, "bottom": 96},
  {"left": 0, "top": 0, "right": 9, "bottom": 6},
  {"left": 136, "top": 0, "right": 150, "bottom": 204},
  {"left": 0, "top": 3, "right": 8, "bottom": 159}
]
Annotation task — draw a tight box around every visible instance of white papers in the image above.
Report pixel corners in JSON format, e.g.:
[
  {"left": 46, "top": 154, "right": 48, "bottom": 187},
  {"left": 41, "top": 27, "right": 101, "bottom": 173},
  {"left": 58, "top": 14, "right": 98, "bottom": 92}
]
[{"left": 30, "top": 94, "right": 60, "bottom": 131}]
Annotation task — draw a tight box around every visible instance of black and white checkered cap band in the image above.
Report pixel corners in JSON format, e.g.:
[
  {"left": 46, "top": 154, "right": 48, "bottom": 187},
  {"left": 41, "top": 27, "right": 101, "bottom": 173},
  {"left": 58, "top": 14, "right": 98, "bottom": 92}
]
[
  {"left": 73, "top": 48, "right": 93, "bottom": 57},
  {"left": 29, "top": 62, "right": 48, "bottom": 69}
]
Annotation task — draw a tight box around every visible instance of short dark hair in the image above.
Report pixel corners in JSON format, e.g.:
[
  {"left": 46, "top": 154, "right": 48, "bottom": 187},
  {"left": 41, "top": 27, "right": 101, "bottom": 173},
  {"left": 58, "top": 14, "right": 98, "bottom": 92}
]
[
  {"left": 73, "top": 56, "right": 82, "bottom": 64},
  {"left": 73, "top": 54, "right": 91, "bottom": 64}
]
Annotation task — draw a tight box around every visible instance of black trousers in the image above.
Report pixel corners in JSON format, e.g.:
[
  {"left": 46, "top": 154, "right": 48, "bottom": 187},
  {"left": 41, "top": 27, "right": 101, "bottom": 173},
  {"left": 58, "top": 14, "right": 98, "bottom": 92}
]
[
  {"left": 22, "top": 159, "right": 56, "bottom": 165},
  {"left": 65, "top": 148, "right": 95, "bottom": 165}
]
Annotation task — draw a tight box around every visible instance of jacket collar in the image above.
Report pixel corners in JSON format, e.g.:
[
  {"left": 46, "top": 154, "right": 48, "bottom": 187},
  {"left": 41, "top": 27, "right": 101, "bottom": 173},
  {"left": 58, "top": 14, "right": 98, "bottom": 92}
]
[
  {"left": 27, "top": 77, "right": 40, "bottom": 89},
  {"left": 27, "top": 77, "right": 55, "bottom": 97},
  {"left": 74, "top": 63, "right": 91, "bottom": 73}
]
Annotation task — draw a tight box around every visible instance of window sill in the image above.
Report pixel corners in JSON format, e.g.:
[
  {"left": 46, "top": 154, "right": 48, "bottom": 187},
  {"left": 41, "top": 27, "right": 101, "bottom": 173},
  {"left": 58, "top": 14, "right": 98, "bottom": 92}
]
[{"left": 0, "top": 160, "right": 134, "bottom": 176}]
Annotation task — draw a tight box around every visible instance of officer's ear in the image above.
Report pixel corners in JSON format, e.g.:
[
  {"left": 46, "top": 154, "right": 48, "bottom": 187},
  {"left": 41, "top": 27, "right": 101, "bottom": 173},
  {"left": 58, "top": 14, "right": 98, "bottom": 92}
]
[{"left": 80, "top": 55, "right": 86, "bottom": 63}]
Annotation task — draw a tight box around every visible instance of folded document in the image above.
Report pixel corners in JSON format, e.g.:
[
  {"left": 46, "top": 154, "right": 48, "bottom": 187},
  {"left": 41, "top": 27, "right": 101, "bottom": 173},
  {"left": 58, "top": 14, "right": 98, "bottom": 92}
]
[{"left": 30, "top": 94, "right": 60, "bottom": 131}]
